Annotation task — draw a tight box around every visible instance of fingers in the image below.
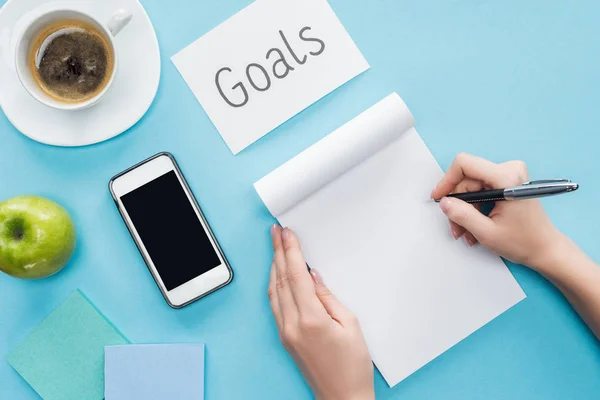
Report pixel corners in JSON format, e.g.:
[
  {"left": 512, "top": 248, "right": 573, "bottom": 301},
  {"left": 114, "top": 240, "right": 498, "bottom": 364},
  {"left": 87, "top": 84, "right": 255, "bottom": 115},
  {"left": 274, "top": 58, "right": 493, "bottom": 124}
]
[
  {"left": 499, "top": 160, "right": 530, "bottom": 186},
  {"left": 271, "top": 225, "right": 298, "bottom": 319},
  {"left": 433, "top": 154, "right": 531, "bottom": 247},
  {"left": 454, "top": 178, "right": 484, "bottom": 194},
  {"left": 271, "top": 225, "right": 325, "bottom": 318},
  {"left": 460, "top": 202, "right": 482, "bottom": 246},
  {"left": 449, "top": 221, "right": 466, "bottom": 240},
  {"left": 281, "top": 228, "right": 325, "bottom": 314},
  {"left": 463, "top": 231, "right": 479, "bottom": 247},
  {"left": 447, "top": 178, "right": 484, "bottom": 240},
  {"left": 431, "top": 153, "right": 503, "bottom": 199},
  {"left": 439, "top": 197, "right": 496, "bottom": 242},
  {"left": 268, "top": 260, "right": 284, "bottom": 331},
  {"left": 310, "top": 269, "right": 356, "bottom": 326},
  {"left": 449, "top": 214, "right": 481, "bottom": 245}
]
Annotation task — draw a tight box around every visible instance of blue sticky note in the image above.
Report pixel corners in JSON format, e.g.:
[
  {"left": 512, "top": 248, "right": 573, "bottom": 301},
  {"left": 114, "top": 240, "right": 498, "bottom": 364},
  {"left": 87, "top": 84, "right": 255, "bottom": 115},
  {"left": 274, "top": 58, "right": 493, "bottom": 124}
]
[
  {"left": 104, "top": 344, "right": 205, "bottom": 400},
  {"left": 6, "top": 290, "right": 129, "bottom": 400}
]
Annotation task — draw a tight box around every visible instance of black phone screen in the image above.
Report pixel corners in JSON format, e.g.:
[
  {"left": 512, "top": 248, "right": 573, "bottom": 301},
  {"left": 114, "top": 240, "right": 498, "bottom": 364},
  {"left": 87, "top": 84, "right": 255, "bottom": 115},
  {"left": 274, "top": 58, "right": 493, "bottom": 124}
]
[{"left": 120, "top": 170, "right": 221, "bottom": 291}]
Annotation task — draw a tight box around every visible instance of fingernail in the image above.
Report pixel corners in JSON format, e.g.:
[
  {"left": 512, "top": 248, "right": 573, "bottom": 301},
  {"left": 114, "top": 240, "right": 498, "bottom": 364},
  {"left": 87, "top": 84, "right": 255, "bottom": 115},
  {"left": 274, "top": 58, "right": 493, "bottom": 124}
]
[
  {"left": 271, "top": 224, "right": 280, "bottom": 236},
  {"left": 282, "top": 227, "right": 291, "bottom": 242},
  {"left": 429, "top": 187, "right": 436, "bottom": 199},
  {"left": 310, "top": 269, "right": 323, "bottom": 285},
  {"left": 465, "top": 236, "right": 476, "bottom": 247},
  {"left": 451, "top": 227, "right": 460, "bottom": 240},
  {"left": 439, "top": 197, "right": 451, "bottom": 214}
]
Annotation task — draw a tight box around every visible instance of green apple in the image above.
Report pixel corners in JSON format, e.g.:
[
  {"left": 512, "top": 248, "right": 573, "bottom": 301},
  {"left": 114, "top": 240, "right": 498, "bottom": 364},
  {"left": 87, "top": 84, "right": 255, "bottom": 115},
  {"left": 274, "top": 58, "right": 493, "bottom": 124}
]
[{"left": 0, "top": 196, "right": 76, "bottom": 279}]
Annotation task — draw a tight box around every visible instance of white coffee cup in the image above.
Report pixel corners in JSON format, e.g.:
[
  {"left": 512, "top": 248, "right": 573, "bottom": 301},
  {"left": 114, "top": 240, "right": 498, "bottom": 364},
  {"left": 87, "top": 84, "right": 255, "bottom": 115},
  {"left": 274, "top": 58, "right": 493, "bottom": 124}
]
[{"left": 15, "top": 8, "right": 133, "bottom": 111}]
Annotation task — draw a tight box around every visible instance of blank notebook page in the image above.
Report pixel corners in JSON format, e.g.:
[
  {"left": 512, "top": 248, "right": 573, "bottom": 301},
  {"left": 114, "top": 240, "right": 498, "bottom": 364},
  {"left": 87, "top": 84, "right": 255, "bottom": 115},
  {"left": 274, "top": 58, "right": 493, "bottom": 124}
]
[{"left": 254, "top": 93, "right": 526, "bottom": 387}]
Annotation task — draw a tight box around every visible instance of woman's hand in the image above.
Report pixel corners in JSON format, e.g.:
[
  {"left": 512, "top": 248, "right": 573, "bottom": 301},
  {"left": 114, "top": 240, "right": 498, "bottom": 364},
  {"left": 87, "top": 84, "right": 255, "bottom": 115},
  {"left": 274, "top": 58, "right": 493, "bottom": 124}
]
[
  {"left": 431, "top": 153, "right": 566, "bottom": 273},
  {"left": 268, "top": 225, "right": 374, "bottom": 400},
  {"left": 431, "top": 154, "right": 600, "bottom": 339}
]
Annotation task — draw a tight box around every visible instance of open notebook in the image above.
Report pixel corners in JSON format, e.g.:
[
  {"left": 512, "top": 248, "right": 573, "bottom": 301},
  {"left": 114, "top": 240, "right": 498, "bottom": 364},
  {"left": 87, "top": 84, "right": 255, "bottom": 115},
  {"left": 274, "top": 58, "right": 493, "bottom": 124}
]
[{"left": 254, "top": 93, "right": 526, "bottom": 387}]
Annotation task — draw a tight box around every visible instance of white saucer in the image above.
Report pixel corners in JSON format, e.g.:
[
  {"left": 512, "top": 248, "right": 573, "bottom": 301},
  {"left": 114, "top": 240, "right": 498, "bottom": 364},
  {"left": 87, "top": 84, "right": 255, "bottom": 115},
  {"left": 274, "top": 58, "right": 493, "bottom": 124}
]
[{"left": 0, "top": 0, "right": 160, "bottom": 146}]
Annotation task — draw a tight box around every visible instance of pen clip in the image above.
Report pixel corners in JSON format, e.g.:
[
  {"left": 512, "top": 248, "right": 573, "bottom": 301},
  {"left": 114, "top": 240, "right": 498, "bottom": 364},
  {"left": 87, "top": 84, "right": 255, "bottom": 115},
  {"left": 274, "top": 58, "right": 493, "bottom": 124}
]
[{"left": 522, "top": 179, "right": 571, "bottom": 186}]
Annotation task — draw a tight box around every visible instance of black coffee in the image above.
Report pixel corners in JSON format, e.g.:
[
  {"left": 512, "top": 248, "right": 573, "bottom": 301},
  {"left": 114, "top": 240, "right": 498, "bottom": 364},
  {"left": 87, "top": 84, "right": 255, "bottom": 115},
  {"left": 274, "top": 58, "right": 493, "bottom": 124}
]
[{"left": 30, "top": 20, "right": 114, "bottom": 103}]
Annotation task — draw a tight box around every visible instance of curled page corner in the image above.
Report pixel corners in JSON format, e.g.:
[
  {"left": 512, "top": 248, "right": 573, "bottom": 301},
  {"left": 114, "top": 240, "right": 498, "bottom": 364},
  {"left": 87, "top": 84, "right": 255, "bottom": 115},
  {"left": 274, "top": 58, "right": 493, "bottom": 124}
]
[{"left": 254, "top": 93, "right": 415, "bottom": 217}]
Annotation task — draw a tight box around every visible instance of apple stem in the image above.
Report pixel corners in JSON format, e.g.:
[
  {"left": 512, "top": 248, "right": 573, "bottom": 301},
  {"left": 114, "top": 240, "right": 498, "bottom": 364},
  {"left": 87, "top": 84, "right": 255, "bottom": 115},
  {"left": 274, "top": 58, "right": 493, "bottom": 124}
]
[
  {"left": 13, "top": 227, "right": 24, "bottom": 241},
  {"left": 7, "top": 218, "right": 26, "bottom": 241}
]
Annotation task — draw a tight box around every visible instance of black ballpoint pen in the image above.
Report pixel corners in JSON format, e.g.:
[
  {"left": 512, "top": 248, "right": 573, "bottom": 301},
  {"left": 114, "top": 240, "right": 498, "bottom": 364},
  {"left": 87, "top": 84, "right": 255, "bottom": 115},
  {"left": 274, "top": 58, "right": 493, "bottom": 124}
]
[{"left": 436, "top": 179, "right": 579, "bottom": 204}]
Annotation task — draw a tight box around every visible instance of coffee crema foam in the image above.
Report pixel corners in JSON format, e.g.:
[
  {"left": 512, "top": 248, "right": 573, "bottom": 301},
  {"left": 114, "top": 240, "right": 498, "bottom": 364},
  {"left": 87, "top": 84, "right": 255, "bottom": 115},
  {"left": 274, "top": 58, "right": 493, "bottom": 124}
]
[{"left": 29, "top": 20, "right": 114, "bottom": 103}]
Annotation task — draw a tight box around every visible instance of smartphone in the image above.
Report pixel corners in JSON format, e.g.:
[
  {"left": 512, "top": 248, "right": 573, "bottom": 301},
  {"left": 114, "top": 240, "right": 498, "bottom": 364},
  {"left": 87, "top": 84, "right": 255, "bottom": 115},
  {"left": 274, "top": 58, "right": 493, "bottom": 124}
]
[{"left": 109, "top": 152, "right": 233, "bottom": 308}]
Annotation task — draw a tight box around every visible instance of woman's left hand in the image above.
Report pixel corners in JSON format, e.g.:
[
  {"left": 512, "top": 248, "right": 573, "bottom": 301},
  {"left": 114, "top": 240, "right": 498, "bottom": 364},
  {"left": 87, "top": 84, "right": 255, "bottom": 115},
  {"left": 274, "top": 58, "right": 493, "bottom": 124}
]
[{"left": 268, "top": 225, "right": 375, "bottom": 400}]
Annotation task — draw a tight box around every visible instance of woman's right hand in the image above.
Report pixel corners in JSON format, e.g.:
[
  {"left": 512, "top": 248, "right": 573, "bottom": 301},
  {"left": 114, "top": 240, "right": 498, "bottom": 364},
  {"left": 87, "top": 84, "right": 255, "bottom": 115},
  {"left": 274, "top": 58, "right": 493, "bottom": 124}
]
[{"left": 431, "top": 153, "right": 567, "bottom": 273}]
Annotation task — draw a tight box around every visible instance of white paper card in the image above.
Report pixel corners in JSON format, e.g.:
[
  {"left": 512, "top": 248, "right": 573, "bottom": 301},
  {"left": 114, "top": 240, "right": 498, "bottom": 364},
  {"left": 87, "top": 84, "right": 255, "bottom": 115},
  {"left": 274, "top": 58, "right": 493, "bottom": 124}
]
[
  {"left": 172, "top": 0, "right": 370, "bottom": 154},
  {"left": 255, "top": 94, "right": 526, "bottom": 387}
]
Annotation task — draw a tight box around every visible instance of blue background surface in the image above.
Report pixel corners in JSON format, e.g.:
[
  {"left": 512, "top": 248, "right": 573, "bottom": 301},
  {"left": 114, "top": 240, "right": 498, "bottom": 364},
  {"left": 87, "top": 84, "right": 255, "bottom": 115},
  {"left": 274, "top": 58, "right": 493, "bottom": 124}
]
[{"left": 1, "top": 0, "right": 599, "bottom": 398}]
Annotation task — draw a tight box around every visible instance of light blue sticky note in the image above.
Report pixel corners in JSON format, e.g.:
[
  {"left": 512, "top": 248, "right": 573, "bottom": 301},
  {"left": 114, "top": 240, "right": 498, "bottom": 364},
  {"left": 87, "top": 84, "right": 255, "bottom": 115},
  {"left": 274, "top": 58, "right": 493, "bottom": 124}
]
[
  {"left": 6, "top": 290, "right": 129, "bottom": 400},
  {"left": 104, "top": 344, "right": 205, "bottom": 400}
]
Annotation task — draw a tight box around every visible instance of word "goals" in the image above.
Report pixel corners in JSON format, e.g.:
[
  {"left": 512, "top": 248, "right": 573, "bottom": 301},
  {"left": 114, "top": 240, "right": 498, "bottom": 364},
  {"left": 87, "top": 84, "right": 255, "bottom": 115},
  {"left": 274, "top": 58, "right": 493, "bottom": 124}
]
[{"left": 215, "top": 26, "right": 326, "bottom": 108}]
